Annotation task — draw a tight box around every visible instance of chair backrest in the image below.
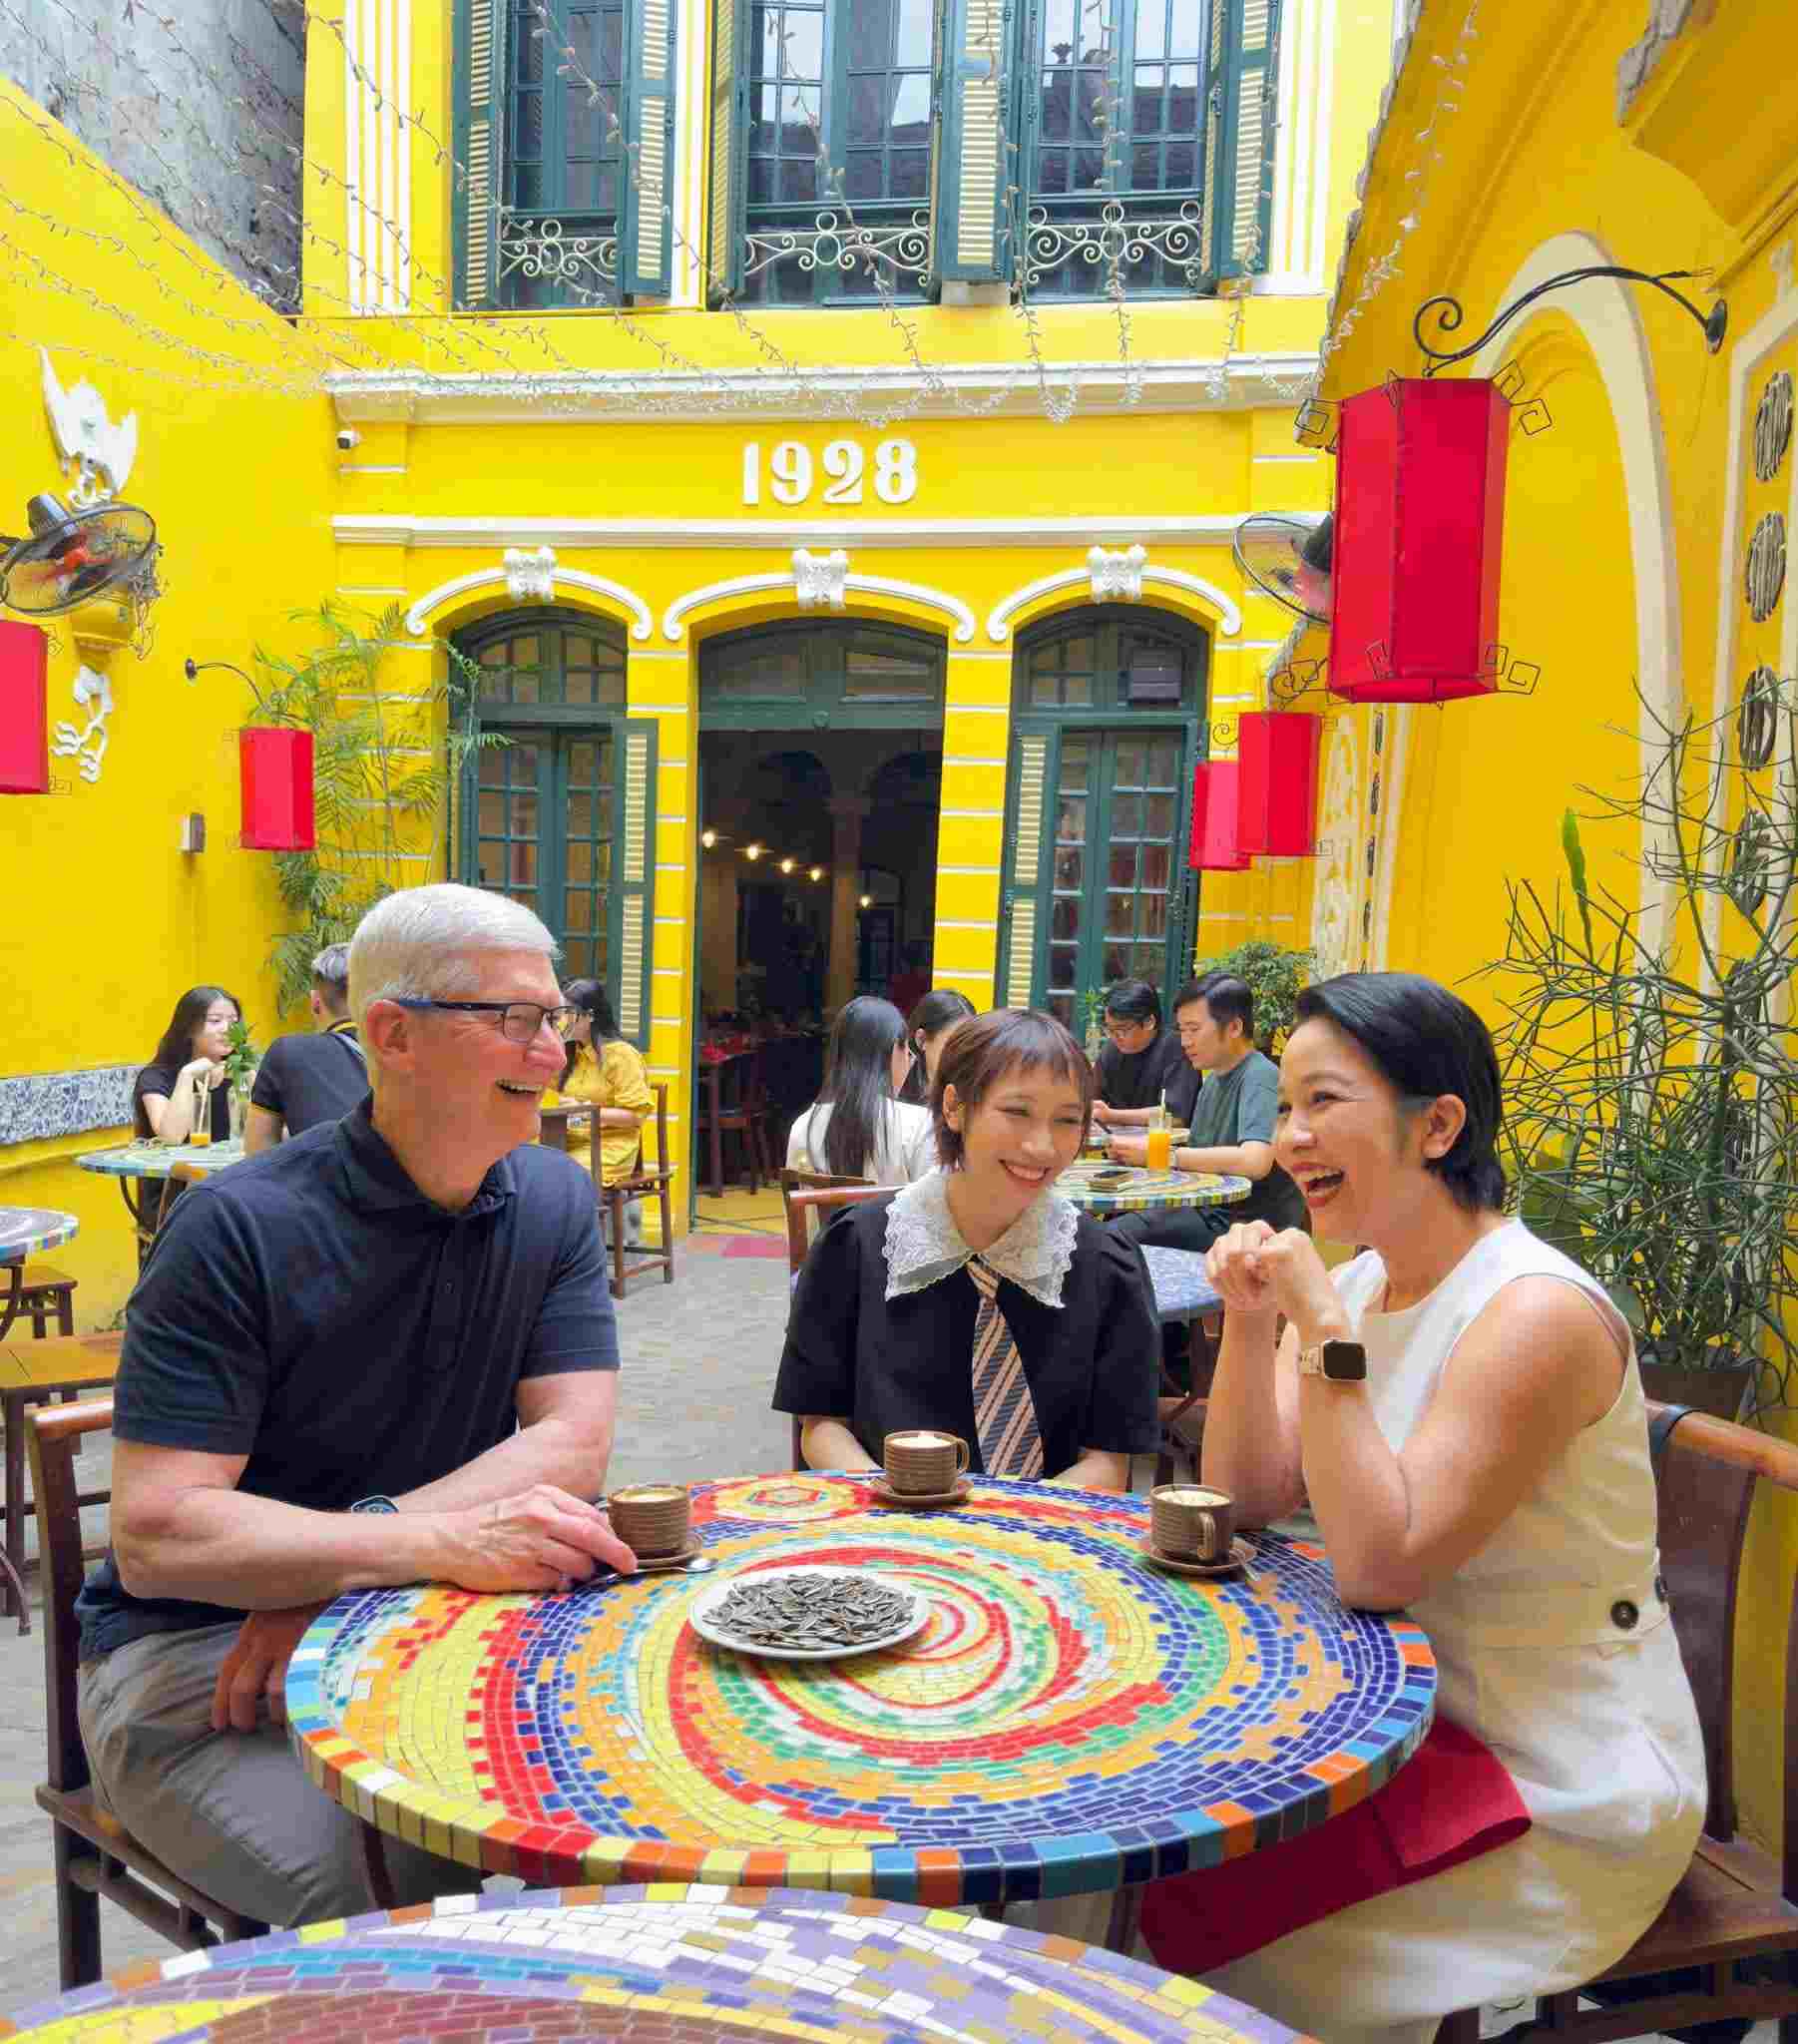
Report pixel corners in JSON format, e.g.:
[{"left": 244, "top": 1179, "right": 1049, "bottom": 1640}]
[
  {"left": 28, "top": 1396, "right": 116, "bottom": 1794},
  {"left": 1645, "top": 1398, "right": 1798, "bottom": 1860},
  {"left": 782, "top": 1180, "right": 890, "bottom": 1277},
  {"left": 600, "top": 1083, "right": 668, "bottom": 1186}
]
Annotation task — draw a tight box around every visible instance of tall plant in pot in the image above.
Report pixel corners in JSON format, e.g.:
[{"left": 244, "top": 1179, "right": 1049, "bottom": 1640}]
[{"left": 1481, "top": 691, "right": 1798, "bottom": 1420}]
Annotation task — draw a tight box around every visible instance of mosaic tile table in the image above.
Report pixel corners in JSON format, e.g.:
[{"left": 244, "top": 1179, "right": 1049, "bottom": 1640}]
[
  {"left": 0, "top": 1206, "right": 78, "bottom": 1340},
  {"left": 0, "top": 1885, "right": 1313, "bottom": 2043},
  {"left": 75, "top": 1140, "right": 246, "bottom": 1266},
  {"left": 288, "top": 1476, "right": 1435, "bottom": 1911},
  {"left": 1057, "top": 1161, "right": 1251, "bottom": 1216},
  {"left": 1140, "top": 1247, "right": 1224, "bottom": 1324}
]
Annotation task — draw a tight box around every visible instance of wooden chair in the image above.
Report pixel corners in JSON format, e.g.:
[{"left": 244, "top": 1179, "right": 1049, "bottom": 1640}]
[
  {"left": 0, "top": 1330, "right": 122, "bottom": 1627},
  {"left": 13, "top": 1263, "right": 77, "bottom": 1337},
  {"left": 694, "top": 1050, "right": 774, "bottom": 1197},
  {"left": 594, "top": 1083, "right": 676, "bottom": 1301},
  {"left": 1439, "top": 1398, "right": 1798, "bottom": 2043},
  {"left": 28, "top": 1397, "right": 268, "bottom": 1990},
  {"left": 1152, "top": 1314, "right": 1221, "bottom": 1488},
  {"left": 781, "top": 1181, "right": 891, "bottom": 1470}
]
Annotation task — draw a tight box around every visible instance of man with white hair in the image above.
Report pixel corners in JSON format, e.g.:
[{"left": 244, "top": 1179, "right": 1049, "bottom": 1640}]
[{"left": 76, "top": 884, "right": 634, "bottom": 1928}]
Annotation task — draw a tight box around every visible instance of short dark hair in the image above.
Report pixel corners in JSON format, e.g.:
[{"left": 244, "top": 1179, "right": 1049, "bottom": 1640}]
[
  {"left": 933, "top": 1009, "right": 1094, "bottom": 1171},
  {"left": 1104, "top": 978, "right": 1161, "bottom": 1029},
  {"left": 1291, "top": 971, "right": 1506, "bottom": 1213},
  {"left": 1170, "top": 973, "right": 1218, "bottom": 1017},
  {"left": 1198, "top": 973, "right": 1254, "bottom": 1041}
]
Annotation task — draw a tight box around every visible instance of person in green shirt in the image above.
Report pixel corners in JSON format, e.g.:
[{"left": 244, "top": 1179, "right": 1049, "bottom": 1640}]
[{"left": 1108, "top": 974, "right": 1307, "bottom": 1252}]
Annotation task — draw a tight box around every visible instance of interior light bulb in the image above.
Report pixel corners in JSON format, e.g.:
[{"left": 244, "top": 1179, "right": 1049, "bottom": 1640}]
[
  {"left": 700, "top": 828, "right": 716, "bottom": 848},
  {"left": 779, "top": 856, "right": 795, "bottom": 873},
  {"left": 745, "top": 842, "right": 762, "bottom": 860},
  {"left": 859, "top": 893, "right": 873, "bottom": 909},
  {"left": 808, "top": 865, "right": 823, "bottom": 881}
]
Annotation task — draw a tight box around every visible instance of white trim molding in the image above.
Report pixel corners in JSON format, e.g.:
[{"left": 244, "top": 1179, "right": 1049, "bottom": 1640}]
[
  {"left": 335, "top": 512, "right": 1250, "bottom": 552},
  {"left": 404, "top": 565, "right": 655, "bottom": 640},
  {"left": 343, "top": 0, "right": 412, "bottom": 312},
  {"left": 326, "top": 353, "right": 1321, "bottom": 426},
  {"left": 987, "top": 563, "right": 1243, "bottom": 642},
  {"left": 663, "top": 565, "right": 976, "bottom": 643}
]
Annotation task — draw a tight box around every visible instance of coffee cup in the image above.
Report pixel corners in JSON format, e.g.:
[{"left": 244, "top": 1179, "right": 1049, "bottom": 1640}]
[
  {"left": 607, "top": 1483, "right": 690, "bottom": 1557},
  {"left": 883, "top": 1429, "right": 970, "bottom": 1495},
  {"left": 1150, "top": 1483, "right": 1236, "bottom": 1562}
]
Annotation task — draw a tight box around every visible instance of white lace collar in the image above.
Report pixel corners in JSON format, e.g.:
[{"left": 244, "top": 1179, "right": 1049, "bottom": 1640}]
[{"left": 883, "top": 1168, "right": 1078, "bottom": 1309}]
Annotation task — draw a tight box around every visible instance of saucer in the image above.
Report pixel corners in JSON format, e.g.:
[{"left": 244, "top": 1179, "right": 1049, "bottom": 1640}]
[
  {"left": 869, "top": 1473, "right": 973, "bottom": 1510},
  {"left": 626, "top": 1535, "right": 705, "bottom": 1573},
  {"left": 1136, "top": 1532, "right": 1254, "bottom": 1580}
]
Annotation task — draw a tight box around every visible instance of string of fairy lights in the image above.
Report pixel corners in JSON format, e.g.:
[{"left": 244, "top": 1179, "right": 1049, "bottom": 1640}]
[{"left": 0, "top": 0, "right": 1339, "bottom": 426}]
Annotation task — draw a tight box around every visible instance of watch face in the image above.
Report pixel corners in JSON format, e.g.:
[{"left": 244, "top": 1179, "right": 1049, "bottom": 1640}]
[{"left": 1321, "top": 1340, "right": 1367, "bottom": 1382}]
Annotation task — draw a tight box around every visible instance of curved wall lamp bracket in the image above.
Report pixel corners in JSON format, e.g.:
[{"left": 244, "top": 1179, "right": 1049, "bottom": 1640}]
[
  {"left": 1413, "top": 265, "right": 1727, "bottom": 377},
  {"left": 184, "top": 655, "right": 270, "bottom": 715}
]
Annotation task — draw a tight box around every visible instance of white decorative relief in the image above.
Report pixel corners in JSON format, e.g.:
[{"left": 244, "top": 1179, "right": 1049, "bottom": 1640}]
[
  {"left": 792, "top": 547, "right": 850, "bottom": 610},
  {"left": 1087, "top": 543, "right": 1147, "bottom": 601},
  {"left": 41, "top": 349, "right": 137, "bottom": 506},
  {"left": 51, "top": 666, "right": 114, "bottom": 783},
  {"left": 503, "top": 545, "right": 558, "bottom": 601},
  {"left": 404, "top": 567, "right": 654, "bottom": 641}
]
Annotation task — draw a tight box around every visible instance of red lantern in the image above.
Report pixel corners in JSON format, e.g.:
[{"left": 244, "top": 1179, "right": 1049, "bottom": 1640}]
[
  {"left": 239, "top": 727, "right": 314, "bottom": 849},
  {"left": 0, "top": 619, "right": 48, "bottom": 794},
  {"left": 1190, "top": 760, "right": 1251, "bottom": 871},
  {"left": 1237, "top": 711, "right": 1321, "bottom": 857},
  {"left": 1330, "top": 377, "right": 1510, "bottom": 703}
]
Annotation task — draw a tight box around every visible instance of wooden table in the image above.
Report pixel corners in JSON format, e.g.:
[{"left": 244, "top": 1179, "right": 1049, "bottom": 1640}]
[
  {"left": 289, "top": 1475, "right": 1435, "bottom": 1913},
  {"left": 74, "top": 1140, "right": 245, "bottom": 1263},
  {"left": 535, "top": 1103, "right": 592, "bottom": 1154},
  {"left": 0, "top": 1883, "right": 1312, "bottom": 2042},
  {"left": 0, "top": 1207, "right": 78, "bottom": 1343},
  {"left": 1058, "top": 1158, "right": 1252, "bottom": 1216},
  {"left": 0, "top": 1330, "right": 118, "bottom": 1625}
]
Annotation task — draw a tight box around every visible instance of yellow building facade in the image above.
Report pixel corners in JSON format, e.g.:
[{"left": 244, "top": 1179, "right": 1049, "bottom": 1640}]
[{"left": 1314, "top": 0, "right": 1798, "bottom": 1847}]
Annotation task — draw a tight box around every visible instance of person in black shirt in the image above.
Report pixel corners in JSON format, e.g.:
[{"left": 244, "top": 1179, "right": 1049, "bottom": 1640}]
[
  {"left": 243, "top": 942, "right": 368, "bottom": 1153},
  {"left": 79, "top": 884, "right": 633, "bottom": 1930},
  {"left": 775, "top": 1008, "right": 1158, "bottom": 1488},
  {"left": 1091, "top": 979, "right": 1194, "bottom": 1129},
  {"left": 133, "top": 985, "right": 240, "bottom": 1145}
]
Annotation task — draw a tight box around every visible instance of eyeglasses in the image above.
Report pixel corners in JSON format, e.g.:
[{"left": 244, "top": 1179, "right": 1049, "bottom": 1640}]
[{"left": 388, "top": 998, "right": 579, "bottom": 1044}]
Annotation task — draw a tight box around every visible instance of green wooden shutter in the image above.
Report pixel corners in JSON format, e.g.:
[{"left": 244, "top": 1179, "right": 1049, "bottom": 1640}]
[
  {"left": 933, "top": 0, "right": 1015, "bottom": 283},
  {"left": 705, "top": 0, "right": 748, "bottom": 303},
  {"left": 997, "top": 723, "right": 1054, "bottom": 1007},
  {"left": 611, "top": 718, "right": 659, "bottom": 1050},
  {"left": 1205, "top": 0, "right": 1281, "bottom": 283},
  {"left": 454, "top": 0, "right": 506, "bottom": 307},
  {"left": 622, "top": 0, "right": 676, "bottom": 296}
]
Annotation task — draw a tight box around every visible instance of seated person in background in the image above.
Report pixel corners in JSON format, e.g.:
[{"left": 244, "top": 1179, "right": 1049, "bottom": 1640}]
[
  {"left": 887, "top": 942, "right": 931, "bottom": 1022},
  {"left": 775, "top": 1007, "right": 1158, "bottom": 1488},
  {"left": 1161, "top": 971, "right": 1703, "bottom": 2043},
  {"left": 77, "top": 883, "right": 634, "bottom": 1931},
  {"left": 901, "top": 987, "right": 976, "bottom": 1102},
  {"left": 1109, "top": 974, "right": 1306, "bottom": 1252},
  {"left": 559, "top": 977, "right": 654, "bottom": 1241},
  {"left": 1090, "top": 978, "right": 1194, "bottom": 1129},
  {"left": 134, "top": 985, "right": 239, "bottom": 1145},
  {"left": 786, "top": 994, "right": 935, "bottom": 1186},
  {"left": 242, "top": 943, "right": 367, "bottom": 1155}
]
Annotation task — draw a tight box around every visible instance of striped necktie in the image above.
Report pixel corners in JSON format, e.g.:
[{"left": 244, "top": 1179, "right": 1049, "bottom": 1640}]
[{"left": 967, "top": 1258, "right": 1045, "bottom": 1479}]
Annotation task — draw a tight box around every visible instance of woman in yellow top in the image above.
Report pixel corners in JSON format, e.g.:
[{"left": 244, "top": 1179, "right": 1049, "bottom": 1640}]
[{"left": 559, "top": 979, "right": 654, "bottom": 1239}]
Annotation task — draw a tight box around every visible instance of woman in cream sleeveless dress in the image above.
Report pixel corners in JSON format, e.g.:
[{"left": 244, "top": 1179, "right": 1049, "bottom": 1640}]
[{"left": 1186, "top": 974, "right": 1703, "bottom": 2044}]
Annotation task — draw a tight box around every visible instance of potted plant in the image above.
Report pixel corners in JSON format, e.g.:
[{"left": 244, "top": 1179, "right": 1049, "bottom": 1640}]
[
  {"left": 1481, "top": 691, "right": 1798, "bottom": 1419},
  {"left": 223, "top": 1016, "right": 261, "bottom": 1145},
  {"left": 1198, "top": 940, "right": 1316, "bottom": 1052}
]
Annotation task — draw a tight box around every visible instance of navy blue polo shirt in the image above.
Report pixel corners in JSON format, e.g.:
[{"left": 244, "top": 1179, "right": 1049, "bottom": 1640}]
[{"left": 77, "top": 1101, "right": 619, "bottom": 1659}]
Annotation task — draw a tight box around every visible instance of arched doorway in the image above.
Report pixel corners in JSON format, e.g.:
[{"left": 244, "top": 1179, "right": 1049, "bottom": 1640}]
[
  {"left": 998, "top": 606, "right": 1208, "bottom": 1030},
  {"left": 450, "top": 608, "right": 658, "bottom": 1045}
]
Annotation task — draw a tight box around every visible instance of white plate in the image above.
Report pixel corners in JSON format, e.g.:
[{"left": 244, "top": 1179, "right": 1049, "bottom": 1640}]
[{"left": 688, "top": 1564, "right": 931, "bottom": 1662}]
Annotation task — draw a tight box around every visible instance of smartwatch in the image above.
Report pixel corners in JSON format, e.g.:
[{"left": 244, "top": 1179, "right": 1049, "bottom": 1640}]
[
  {"left": 1297, "top": 1339, "right": 1368, "bottom": 1383},
  {"left": 348, "top": 1494, "right": 399, "bottom": 1514}
]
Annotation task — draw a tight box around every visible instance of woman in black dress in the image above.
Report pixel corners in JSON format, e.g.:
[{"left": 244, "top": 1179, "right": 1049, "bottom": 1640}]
[
  {"left": 134, "top": 985, "right": 240, "bottom": 1144},
  {"left": 774, "top": 1008, "right": 1158, "bottom": 1488}
]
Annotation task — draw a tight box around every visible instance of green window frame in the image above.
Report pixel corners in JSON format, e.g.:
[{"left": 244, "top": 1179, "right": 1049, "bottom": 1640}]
[
  {"left": 454, "top": 0, "right": 676, "bottom": 309},
  {"left": 452, "top": 611, "right": 658, "bottom": 1049},
  {"left": 997, "top": 608, "right": 1207, "bottom": 1025},
  {"left": 711, "top": 0, "right": 1280, "bottom": 301},
  {"left": 698, "top": 619, "right": 947, "bottom": 729}
]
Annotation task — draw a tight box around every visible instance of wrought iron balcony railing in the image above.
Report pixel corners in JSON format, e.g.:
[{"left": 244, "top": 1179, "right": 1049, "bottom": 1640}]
[{"left": 497, "top": 211, "right": 620, "bottom": 307}]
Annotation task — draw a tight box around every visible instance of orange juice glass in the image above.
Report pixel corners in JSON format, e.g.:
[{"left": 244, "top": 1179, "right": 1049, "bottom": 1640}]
[
  {"left": 1144, "top": 1126, "right": 1173, "bottom": 1171},
  {"left": 189, "top": 1127, "right": 213, "bottom": 1150}
]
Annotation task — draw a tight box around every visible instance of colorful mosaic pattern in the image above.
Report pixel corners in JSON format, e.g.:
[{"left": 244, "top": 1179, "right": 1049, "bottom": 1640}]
[
  {"left": 0, "top": 1207, "right": 79, "bottom": 1265},
  {"left": 288, "top": 1478, "right": 1435, "bottom": 1906},
  {"left": 1140, "top": 1247, "right": 1223, "bottom": 1323},
  {"left": 1057, "top": 1162, "right": 1251, "bottom": 1215},
  {"left": 74, "top": 1141, "right": 246, "bottom": 1181},
  {"left": 0, "top": 1885, "right": 1312, "bottom": 2042}
]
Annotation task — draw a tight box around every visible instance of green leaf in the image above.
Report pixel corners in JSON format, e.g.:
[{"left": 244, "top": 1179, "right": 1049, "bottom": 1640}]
[{"left": 1561, "top": 808, "right": 1596, "bottom": 960}]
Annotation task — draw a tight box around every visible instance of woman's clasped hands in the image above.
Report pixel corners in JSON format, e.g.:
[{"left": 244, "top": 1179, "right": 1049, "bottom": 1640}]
[{"left": 1205, "top": 1221, "right": 1343, "bottom": 1340}]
